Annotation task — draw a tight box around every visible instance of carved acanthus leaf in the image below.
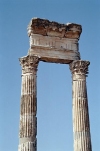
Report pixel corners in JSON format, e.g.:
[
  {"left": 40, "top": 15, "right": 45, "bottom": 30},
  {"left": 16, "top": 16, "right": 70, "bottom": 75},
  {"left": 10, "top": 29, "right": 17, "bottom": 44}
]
[
  {"left": 70, "top": 60, "right": 90, "bottom": 75},
  {"left": 19, "top": 55, "right": 40, "bottom": 73}
]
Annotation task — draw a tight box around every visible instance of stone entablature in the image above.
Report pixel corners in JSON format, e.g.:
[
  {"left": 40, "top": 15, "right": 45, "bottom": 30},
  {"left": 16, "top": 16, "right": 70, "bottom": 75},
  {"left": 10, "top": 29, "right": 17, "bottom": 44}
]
[
  {"left": 29, "top": 34, "right": 78, "bottom": 51},
  {"left": 28, "top": 34, "right": 80, "bottom": 64},
  {"left": 27, "top": 18, "right": 82, "bottom": 64},
  {"left": 27, "top": 18, "right": 82, "bottom": 39}
]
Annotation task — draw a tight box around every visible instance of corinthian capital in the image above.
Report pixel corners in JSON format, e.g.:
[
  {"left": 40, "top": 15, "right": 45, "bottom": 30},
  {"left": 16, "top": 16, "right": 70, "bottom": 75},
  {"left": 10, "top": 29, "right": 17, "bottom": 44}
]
[
  {"left": 70, "top": 60, "right": 90, "bottom": 75},
  {"left": 19, "top": 55, "right": 40, "bottom": 74}
]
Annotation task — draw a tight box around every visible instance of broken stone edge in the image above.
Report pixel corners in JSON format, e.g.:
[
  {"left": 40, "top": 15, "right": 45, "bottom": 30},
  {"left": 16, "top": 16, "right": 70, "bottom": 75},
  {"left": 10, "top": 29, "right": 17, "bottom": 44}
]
[{"left": 27, "top": 18, "right": 82, "bottom": 39}]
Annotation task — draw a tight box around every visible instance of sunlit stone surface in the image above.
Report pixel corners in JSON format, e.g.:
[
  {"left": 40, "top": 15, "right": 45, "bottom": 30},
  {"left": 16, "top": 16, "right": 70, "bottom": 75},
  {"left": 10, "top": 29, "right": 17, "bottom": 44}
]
[
  {"left": 18, "top": 18, "right": 92, "bottom": 151},
  {"left": 27, "top": 18, "right": 82, "bottom": 64},
  {"left": 70, "top": 60, "right": 92, "bottom": 151}
]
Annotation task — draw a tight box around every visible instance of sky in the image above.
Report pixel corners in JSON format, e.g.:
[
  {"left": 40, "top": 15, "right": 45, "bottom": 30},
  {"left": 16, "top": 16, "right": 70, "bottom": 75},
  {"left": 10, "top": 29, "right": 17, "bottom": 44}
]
[{"left": 0, "top": 0, "right": 100, "bottom": 151}]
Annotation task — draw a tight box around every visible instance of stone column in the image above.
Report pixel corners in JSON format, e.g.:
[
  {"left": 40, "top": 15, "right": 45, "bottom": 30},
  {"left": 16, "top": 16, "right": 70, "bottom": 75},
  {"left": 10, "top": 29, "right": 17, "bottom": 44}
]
[
  {"left": 18, "top": 55, "right": 39, "bottom": 151},
  {"left": 70, "top": 60, "right": 92, "bottom": 151}
]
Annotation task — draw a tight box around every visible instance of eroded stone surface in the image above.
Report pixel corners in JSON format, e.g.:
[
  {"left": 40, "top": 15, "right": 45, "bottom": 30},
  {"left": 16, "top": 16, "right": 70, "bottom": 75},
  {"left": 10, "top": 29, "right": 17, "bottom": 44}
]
[
  {"left": 70, "top": 60, "right": 92, "bottom": 151},
  {"left": 18, "top": 18, "right": 92, "bottom": 151},
  {"left": 18, "top": 55, "right": 39, "bottom": 151},
  {"left": 27, "top": 18, "right": 82, "bottom": 64},
  {"left": 27, "top": 18, "right": 82, "bottom": 39}
]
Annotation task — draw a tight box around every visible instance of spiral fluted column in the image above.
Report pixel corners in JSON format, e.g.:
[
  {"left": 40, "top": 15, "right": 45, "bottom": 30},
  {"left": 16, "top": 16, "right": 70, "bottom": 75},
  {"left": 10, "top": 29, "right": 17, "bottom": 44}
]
[
  {"left": 70, "top": 60, "right": 92, "bottom": 151},
  {"left": 18, "top": 55, "right": 39, "bottom": 151}
]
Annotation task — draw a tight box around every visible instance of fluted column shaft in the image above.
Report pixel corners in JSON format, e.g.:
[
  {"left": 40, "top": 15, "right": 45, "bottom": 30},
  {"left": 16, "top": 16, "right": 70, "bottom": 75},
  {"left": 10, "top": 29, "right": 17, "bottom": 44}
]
[
  {"left": 18, "top": 55, "right": 39, "bottom": 151},
  {"left": 70, "top": 60, "right": 92, "bottom": 151}
]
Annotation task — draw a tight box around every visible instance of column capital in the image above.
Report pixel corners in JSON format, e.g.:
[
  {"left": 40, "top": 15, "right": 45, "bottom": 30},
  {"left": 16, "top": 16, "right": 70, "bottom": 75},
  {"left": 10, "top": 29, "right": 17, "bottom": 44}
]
[
  {"left": 19, "top": 55, "right": 40, "bottom": 74},
  {"left": 70, "top": 60, "right": 90, "bottom": 76}
]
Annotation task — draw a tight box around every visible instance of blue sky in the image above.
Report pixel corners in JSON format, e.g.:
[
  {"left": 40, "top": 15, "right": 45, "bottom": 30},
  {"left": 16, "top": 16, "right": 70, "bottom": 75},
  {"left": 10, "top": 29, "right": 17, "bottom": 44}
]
[{"left": 0, "top": 0, "right": 100, "bottom": 151}]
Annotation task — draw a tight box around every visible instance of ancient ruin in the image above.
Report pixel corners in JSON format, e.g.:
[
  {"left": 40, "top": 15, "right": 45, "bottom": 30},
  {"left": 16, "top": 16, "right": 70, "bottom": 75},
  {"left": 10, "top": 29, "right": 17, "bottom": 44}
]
[{"left": 18, "top": 18, "right": 92, "bottom": 151}]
